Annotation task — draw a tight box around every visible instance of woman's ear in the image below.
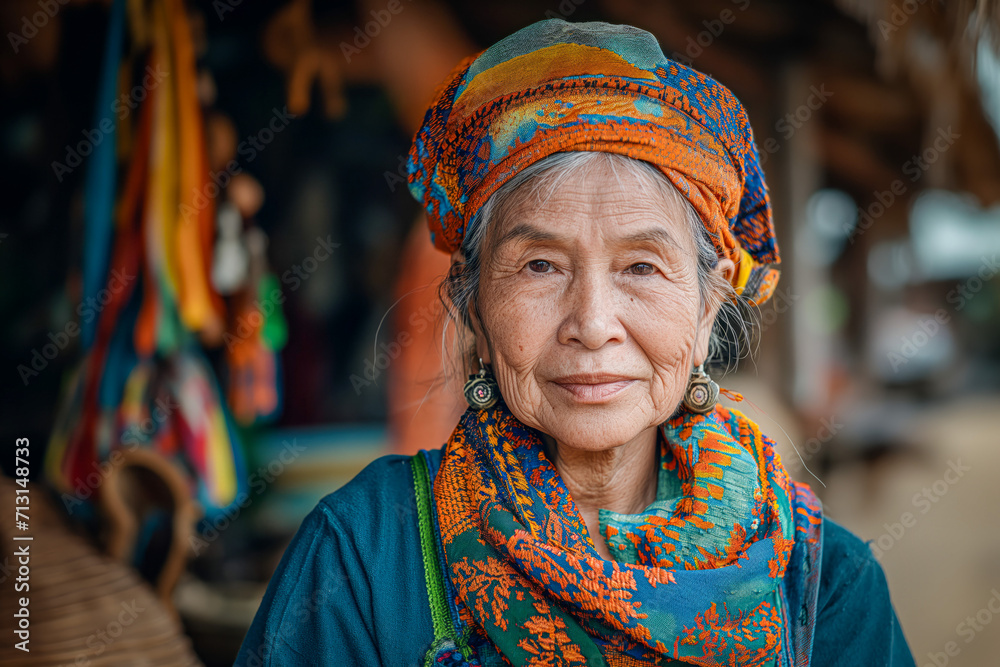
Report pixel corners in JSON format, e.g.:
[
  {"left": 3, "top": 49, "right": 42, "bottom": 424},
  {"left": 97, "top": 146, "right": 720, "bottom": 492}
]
[
  {"left": 451, "top": 249, "right": 492, "bottom": 365},
  {"left": 692, "top": 257, "right": 736, "bottom": 366}
]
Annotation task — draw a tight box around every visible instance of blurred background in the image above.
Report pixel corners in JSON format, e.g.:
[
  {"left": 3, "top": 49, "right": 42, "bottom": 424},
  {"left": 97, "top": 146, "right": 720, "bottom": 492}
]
[{"left": 1, "top": 0, "right": 999, "bottom": 665}]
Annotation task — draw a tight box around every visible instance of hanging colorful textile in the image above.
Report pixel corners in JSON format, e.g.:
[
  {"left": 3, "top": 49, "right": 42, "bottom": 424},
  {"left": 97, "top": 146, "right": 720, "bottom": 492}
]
[{"left": 45, "top": 0, "right": 290, "bottom": 523}]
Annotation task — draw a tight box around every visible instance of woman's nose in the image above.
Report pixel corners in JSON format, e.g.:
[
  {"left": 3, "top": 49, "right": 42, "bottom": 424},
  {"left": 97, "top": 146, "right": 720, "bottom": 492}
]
[{"left": 556, "top": 271, "right": 627, "bottom": 350}]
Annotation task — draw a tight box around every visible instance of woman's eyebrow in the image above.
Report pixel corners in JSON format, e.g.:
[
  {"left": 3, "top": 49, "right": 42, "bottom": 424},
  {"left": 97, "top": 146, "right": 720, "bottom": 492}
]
[
  {"left": 494, "top": 223, "right": 682, "bottom": 251},
  {"left": 494, "top": 222, "right": 559, "bottom": 249},
  {"left": 618, "top": 227, "right": 681, "bottom": 250}
]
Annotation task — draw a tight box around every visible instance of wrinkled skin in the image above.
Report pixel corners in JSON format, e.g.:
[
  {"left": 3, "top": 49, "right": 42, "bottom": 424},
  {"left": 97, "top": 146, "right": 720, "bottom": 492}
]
[{"left": 457, "top": 158, "right": 734, "bottom": 557}]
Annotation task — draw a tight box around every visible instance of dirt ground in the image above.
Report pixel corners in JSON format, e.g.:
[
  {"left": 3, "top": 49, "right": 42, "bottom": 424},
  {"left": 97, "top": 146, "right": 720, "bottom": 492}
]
[{"left": 723, "top": 374, "right": 1000, "bottom": 667}]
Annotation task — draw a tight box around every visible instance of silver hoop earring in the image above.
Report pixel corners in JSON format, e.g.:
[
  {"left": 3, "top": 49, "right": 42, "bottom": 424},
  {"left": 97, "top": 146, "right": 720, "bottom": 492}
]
[
  {"left": 683, "top": 364, "right": 719, "bottom": 414},
  {"left": 463, "top": 358, "right": 499, "bottom": 410}
]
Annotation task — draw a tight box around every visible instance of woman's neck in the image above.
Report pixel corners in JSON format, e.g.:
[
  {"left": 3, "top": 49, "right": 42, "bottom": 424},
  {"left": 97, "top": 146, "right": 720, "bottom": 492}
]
[{"left": 543, "top": 426, "right": 660, "bottom": 560}]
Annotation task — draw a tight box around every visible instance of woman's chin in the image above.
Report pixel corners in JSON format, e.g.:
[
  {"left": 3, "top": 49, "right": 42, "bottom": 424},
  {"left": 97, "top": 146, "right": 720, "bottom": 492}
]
[{"left": 537, "top": 402, "right": 655, "bottom": 453}]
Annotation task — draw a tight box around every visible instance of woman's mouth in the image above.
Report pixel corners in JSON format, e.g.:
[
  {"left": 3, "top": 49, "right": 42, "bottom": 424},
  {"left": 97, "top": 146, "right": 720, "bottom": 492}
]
[{"left": 551, "top": 374, "right": 636, "bottom": 403}]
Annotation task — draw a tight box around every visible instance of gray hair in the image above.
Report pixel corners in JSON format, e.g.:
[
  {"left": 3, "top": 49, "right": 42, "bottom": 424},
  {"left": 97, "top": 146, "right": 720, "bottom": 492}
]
[{"left": 441, "top": 151, "right": 754, "bottom": 375}]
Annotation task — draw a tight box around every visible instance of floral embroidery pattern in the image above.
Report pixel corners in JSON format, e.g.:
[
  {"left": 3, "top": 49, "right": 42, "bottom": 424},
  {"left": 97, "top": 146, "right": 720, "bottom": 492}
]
[{"left": 432, "top": 399, "right": 822, "bottom": 665}]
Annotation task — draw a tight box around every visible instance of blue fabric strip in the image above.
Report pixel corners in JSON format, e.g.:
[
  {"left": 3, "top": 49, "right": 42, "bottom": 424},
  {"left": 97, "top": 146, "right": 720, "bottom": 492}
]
[
  {"left": 82, "top": 0, "right": 126, "bottom": 349},
  {"left": 782, "top": 489, "right": 824, "bottom": 666}
]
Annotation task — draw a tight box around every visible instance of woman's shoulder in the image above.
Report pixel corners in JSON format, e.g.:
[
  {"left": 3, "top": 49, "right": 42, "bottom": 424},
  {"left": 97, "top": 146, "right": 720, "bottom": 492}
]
[
  {"left": 315, "top": 446, "right": 445, "bottom": 529},
  {"left": 236, "top": 450, "right": 443, "bottom": 666},
  {"left": 813, "top": 517, "right": 915, "bottom": 665},
  {"left": 820, "top": 517, "right": 879, "bottom": 576},
  {"left": 818, "top": 516, "right": 892, "bottom": 606},
  {"left": 317, "top": 453, "right": 418, "bottom": 520}
]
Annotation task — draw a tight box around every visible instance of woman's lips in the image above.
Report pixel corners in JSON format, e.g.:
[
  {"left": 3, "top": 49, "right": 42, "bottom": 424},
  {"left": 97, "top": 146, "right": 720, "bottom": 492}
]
[{"left": 551, "top": 375, "right": 636, "bottom": 403}]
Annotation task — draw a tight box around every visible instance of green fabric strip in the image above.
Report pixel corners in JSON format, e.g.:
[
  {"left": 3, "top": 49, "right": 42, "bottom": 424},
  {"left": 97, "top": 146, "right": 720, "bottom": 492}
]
[{"left": 411, "top": 452, "right": 453, "bottom": 641}]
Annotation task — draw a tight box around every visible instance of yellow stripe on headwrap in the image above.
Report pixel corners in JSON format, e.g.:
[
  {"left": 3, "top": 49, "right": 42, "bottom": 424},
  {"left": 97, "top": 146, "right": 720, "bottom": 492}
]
[
  {"left": 733, "top": 247, "right": 780, "bottom": 307},
  {"left": 734, "top": 247, "right": 754, "bottom": 297}
]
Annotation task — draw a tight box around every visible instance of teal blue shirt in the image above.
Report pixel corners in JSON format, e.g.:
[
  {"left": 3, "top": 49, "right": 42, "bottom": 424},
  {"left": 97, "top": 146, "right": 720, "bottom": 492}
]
[{"left": 236, "top": 450, "right": 915, "bottom": 666}]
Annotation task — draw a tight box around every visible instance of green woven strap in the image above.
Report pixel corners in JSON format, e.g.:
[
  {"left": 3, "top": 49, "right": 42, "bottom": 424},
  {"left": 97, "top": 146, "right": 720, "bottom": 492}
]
[{"left": 411, "top": 452, "right": 455, "bottom": 642}]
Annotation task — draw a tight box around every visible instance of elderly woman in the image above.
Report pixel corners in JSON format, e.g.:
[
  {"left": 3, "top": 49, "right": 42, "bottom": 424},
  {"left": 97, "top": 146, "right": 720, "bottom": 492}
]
[{"left": 238, "top": 20, "right": 914, "bottom": 667}]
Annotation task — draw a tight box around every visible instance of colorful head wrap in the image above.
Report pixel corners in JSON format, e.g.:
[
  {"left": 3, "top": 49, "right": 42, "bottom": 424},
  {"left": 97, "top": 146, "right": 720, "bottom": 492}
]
[{"left": 407, "top": 19, "right": 780, "bottom": 305}]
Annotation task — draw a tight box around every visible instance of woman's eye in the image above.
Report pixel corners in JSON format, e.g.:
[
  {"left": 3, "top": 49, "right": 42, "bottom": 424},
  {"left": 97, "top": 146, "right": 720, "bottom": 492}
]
[
  {"left": 527, "top": 260, "right": 552, "bottom": 273},
  {"left": 628, "top": 263, "right": 656, "bottom": 276}
]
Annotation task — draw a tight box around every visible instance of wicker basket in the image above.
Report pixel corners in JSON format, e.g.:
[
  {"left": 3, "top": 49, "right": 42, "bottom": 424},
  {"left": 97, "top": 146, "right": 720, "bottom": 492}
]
[{"left": 0, "top": 449, "right": 202, "bottom": 665}]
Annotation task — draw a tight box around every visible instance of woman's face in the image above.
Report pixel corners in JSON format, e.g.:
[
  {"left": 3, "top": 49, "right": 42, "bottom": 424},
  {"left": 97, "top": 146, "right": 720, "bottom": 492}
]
[{"left": 471, "top": 159, "right": 733, "bottom": 452}]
